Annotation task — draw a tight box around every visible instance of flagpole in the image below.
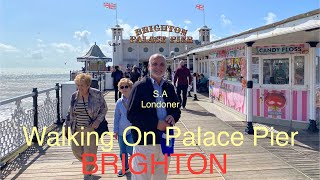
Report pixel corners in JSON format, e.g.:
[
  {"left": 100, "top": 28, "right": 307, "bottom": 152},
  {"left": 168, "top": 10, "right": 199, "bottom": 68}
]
[
  {"left": 116, "top": 4, "right": 118, "bottom": 25},
  {"left": 203, "top": 8, "right": 206, "bottom": 26}
]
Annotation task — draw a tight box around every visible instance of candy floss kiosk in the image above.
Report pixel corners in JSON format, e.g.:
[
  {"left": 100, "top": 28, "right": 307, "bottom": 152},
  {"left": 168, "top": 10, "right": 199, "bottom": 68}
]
[
  {"left": 167, "top": 9, "right": 319, "bottom": 131},
  {"left": 209, "top": 43, "right": 320, "bottom": 129},
  {"left": 210, "top": 44, "right": 320, "bottom": 125}
]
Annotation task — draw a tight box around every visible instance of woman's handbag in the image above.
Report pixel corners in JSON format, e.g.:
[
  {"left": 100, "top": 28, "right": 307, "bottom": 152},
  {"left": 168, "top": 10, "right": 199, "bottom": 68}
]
[{"left": 82, "top": 96, "right": 109, "bottom": 137}]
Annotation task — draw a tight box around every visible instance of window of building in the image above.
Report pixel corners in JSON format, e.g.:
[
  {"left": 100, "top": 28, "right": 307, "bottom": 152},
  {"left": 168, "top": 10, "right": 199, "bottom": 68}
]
[
  {"left": 143, "top": 47, "right": 148, "bottom": 52},
  {"left": 159, "top": 47, "right": 164, "bottom": 52},
  {"left": 263, "top": 58, "right": 289, "bottom": 85},
  {"left": 293, "top": 56, "right": 305, "bottom": 85},
  {"left": 128, "top": 47, "right": 133, "bottom": 52},
  {"left": 252, "top": 57, "right": 259, "bottom": 83},
  {"left": 174, "top": 47, "right": 179, "bottom": 52}
]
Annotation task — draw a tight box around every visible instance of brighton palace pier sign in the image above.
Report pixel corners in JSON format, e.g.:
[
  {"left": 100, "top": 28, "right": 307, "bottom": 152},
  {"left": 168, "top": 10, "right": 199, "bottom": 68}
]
[{"left": 130, "top": 25, "right": 193, "bottom": 43}]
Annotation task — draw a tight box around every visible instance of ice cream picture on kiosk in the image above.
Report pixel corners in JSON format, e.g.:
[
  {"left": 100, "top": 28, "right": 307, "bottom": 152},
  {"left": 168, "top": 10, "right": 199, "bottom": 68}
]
[{"left": 264, "top": 91, "right": 287, "bottom": 118}]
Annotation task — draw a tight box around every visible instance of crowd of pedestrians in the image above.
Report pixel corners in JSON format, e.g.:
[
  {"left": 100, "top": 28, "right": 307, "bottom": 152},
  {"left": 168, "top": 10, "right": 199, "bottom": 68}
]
[{"left": 66, "top": 53, "right": 204, "bottom": 180}]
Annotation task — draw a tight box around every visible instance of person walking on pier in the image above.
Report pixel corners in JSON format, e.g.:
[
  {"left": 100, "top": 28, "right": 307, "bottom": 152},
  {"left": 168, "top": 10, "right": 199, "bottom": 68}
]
[
  {"left": 130, "top": 65, "right": 141, "bottom": 84},
  {"left": 127, "top": 53, "right": 181, "bottom": 180},
  {"left": 111, "top": 66, "right": 124, "bottom": 102},
  {"left": 65, "top": 73, "right": 108, "bottom": 180},
  {"left": 174, "top": 60, "right": 192, "bottom": 110},
  {"left": 113, "top": 78, "right": 134, "bottom": 177}
]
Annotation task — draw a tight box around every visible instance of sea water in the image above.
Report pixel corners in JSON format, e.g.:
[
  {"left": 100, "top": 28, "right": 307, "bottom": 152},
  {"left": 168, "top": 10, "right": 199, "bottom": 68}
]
[{"left": 0, "top": 67, "right": 70, "bottom": 121}]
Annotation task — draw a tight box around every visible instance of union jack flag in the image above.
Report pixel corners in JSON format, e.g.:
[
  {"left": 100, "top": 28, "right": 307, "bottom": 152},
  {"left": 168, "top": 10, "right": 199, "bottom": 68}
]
[
  {"left": 103, "top": 2, "right": 117, "bottom": 9},
  {"left": 195, "top": 4, "right": 204, "bottom": 10}
]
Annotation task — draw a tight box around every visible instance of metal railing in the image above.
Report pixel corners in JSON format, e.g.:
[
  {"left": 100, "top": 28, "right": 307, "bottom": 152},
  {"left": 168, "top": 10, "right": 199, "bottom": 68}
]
[{"left": 0, "top": 83, "right": 62, "bottom": 165}]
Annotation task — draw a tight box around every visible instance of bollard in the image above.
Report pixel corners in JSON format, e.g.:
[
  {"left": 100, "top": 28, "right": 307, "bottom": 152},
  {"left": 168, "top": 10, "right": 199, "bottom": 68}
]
[
  {"left": 54, "top": 83, "right": 63, "bottom": 125},
  {"left": 32, "top": 88, "right": 38, "bottom": 142}
]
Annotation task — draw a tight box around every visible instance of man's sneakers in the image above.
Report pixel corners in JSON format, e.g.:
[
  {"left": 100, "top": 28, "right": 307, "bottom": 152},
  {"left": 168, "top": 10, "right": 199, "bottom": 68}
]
[
  {"left": 180, "top": 107, "right": 186, "bottom": 110},
  {"left": 117, "top": 168, "right": 130, "bottom": 177},
  {"left": 84, "top": 174, "right": 92, "bottom": 180}
]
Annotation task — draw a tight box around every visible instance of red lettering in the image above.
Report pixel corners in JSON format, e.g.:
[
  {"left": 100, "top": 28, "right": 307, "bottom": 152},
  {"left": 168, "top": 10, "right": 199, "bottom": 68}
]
[
  {"left": 82, "top": 153, "right": 98, "bottom": 174},
  {"left": 187, "top": 153, "right": 207, "bottom": 174},
  {"left": 171, "top": 153, "right": 186, "bottom": 174},
  {"left": 129, "top": 153, "right": 147, "bottom": 174},
  {"left": 101, "top": 153, "right": 118, "bottom": 174},
  {"left": 151, "top": 153, "right": 168, "bottom": 174},
  {"left": 210, "top": 154, "right": 227, "bottom": 174}
]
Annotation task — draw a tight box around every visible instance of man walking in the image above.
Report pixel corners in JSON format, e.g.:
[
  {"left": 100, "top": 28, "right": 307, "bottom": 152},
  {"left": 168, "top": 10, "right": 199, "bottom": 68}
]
[
  {"left": 127, "top": 54, "right": 181, "bottom": 180},
  {"left": 174, "top": 60, "right": 192, "bottom": 110},
  {"left": 111, "top": 66, "right": 123, "bottom": 102}
]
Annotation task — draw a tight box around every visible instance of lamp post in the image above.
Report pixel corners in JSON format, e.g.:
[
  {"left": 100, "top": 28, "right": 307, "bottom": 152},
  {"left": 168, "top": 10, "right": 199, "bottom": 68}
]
[{"left": 108, "top": 40, "right": 121, "bottom": 66}]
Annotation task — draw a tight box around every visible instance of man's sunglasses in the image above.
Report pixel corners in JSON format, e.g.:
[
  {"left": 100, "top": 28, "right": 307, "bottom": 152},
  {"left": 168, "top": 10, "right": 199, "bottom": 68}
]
[{"left": 120, "top": 85, "right": 129, "bottom": 89}]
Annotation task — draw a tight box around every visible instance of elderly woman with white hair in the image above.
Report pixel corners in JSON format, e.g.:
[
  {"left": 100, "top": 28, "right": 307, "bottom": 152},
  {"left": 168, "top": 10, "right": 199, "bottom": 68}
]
[{"left": 64, "top": 73, "right": 108, "bottom": 180}]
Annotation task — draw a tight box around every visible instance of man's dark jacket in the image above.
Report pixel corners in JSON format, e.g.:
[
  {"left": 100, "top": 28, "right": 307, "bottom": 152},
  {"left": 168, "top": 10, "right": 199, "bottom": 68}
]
[{"left": 127, "top": 77, "right": 181, "bottom": 145}]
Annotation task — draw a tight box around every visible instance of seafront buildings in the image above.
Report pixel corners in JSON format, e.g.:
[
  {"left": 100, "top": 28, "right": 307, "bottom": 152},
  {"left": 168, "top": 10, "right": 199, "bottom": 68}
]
[{"left": 109, "top": 24, "right": 211, "bottom": 68}]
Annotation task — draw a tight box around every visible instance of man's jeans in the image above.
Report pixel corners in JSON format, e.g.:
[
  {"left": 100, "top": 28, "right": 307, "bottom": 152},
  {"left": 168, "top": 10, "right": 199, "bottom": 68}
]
[
  {"left": 177, "top": 85, "right": 188, "bottom": 108},
  {"left": 118, "top": 134, "right": 133, "bottom": 169},
  {"left": 114, "top": 85, "right": 122, "bottom": 102}
]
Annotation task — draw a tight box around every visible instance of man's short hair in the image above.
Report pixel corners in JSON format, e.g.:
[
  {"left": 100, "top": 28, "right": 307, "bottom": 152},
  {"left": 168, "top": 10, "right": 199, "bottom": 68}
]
[{"left": 149, "top": 53, "right": 166, "bottom": 64}]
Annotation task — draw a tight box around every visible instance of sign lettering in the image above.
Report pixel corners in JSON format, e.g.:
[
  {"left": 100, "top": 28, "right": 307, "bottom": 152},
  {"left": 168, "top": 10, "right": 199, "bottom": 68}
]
[{"left": 130, "top": 25, "right": 193, "bottom": 43}]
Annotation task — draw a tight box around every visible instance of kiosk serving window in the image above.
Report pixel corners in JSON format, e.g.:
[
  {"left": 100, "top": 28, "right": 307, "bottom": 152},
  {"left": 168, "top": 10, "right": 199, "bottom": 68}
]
[
  {"left": 293, "top": 56, "right": 305, "bottom": 85},
  {"left": 252, "top": 57, "right": 259, "bottom": 83},
  {"left": 263, "top": 58, "right": 289, "bottom": 84}
]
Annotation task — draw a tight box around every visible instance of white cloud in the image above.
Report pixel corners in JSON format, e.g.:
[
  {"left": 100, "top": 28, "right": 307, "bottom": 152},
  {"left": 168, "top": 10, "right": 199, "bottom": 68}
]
[
  {"left": 210, "top": 34, "right": 220, "bottom": 41},
  {"left": 220, "top": 15, "right": 232, "bottom": 26},
  {"left": 264, "top": 12, "right": 277, "bottom": 24},
  {"left": 99, "top": 44, "right": 113, "bottom": 58},
  {"left": 27, "top": 49, "right": 43, "bottom": 60},
  {"left": 105, "top": 19, "right": 140, "bottom": 39},
  {"left": 74, "top": 30, "right": 91, "bottom": 46},
  {"left": 120, "top": 24, "right": 140, "bottom": 39},
  {"left": 0, "top": 43, "right": 19, "bottom": 53},
  {"left": 184, "top": 20, "right": 192, "bottom": 24},
  {"left": 166, "top": 20, "right": 174, "bottom": 26},
  {"left": 36, "top": 39, "right": 46, "bottom": 48},
  {"left": 51, "top": 43, "right": 76, "bottom": 53},
  {"left": 106, "top": 29, "right": 113, "bottom": 37},
  {"left": 188, "top": 28, "right": 200, "bottom": 39}
]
